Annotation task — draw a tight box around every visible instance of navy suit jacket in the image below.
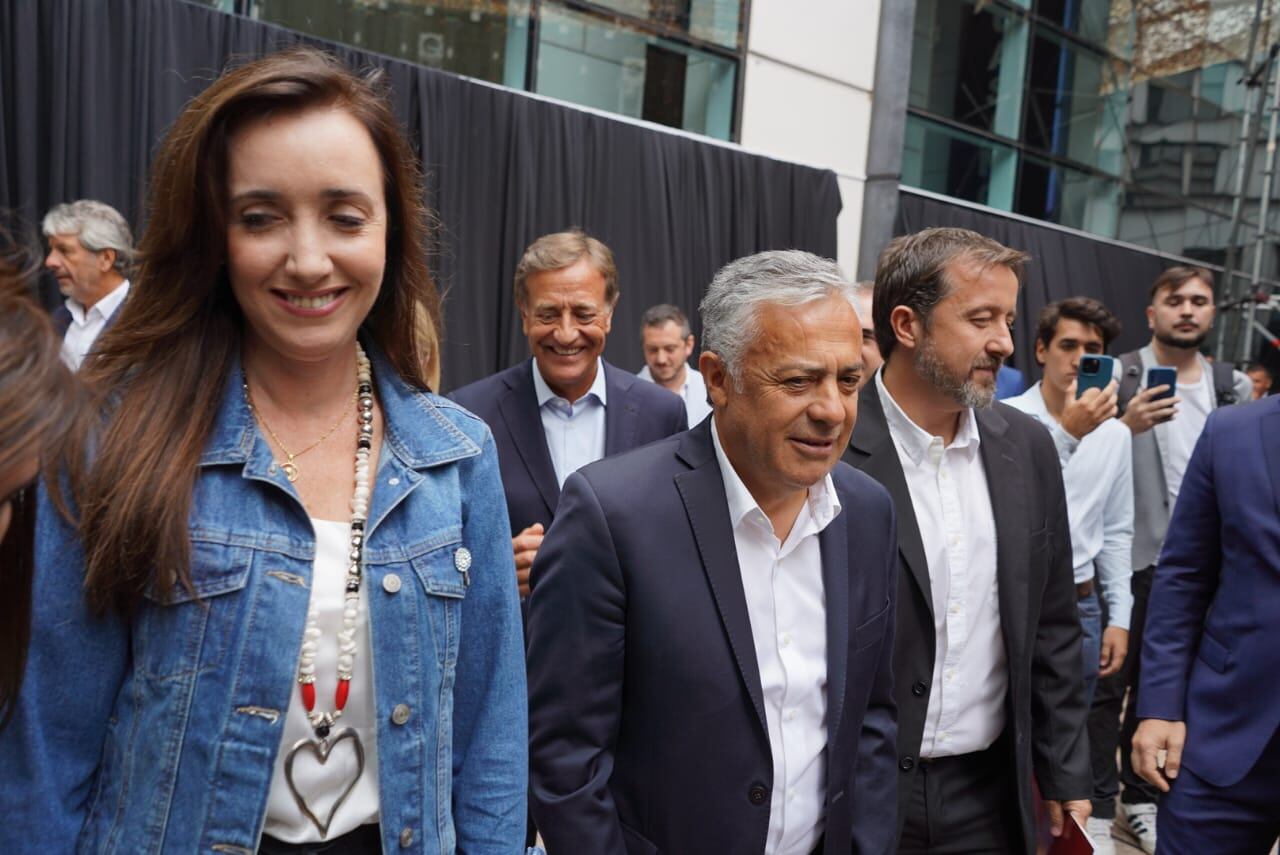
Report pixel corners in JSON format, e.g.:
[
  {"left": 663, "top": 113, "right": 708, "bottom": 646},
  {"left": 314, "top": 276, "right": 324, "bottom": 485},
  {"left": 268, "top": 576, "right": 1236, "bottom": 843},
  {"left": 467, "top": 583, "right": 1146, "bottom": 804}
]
[
  {"left": 448, "top": 358, "right": 687, "bottom": 536},
  {"left": 1137, "top": 395, "right": 1280, "bottom": 787},
  {"left": 526, "top": 420, "right": 900, "bottom": 855}
]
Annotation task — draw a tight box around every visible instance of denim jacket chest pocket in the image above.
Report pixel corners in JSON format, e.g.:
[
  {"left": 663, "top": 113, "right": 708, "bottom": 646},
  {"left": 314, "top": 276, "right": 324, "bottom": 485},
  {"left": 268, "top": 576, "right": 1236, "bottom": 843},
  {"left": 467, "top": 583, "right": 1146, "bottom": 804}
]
[
  {"left": 136, "top": 535, "right": 254, "bottom": 682},
  {"left": 407, "top": 532, "right": 468, "bottom": 671}
]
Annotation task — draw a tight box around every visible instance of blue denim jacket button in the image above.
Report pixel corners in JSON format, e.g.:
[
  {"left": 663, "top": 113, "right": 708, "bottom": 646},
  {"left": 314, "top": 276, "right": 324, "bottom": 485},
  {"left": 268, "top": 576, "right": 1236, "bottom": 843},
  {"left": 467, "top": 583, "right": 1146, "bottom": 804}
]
[
  {"left": 391, "top": 704, "right": 411, "bottom": 725},
  {"left": 399, "top": 827, "right": 414, "bottom": 847},
  {"left": 382, "top": 573, "right": 402, "bottom": 594}
]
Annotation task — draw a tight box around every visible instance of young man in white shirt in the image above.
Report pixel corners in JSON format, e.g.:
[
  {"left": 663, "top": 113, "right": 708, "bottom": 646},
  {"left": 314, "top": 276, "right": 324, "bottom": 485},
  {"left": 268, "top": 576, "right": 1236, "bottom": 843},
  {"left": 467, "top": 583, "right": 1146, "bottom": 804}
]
[
  {"left": 1006, "top": 298, "right": 1133, "bottom": 855},
  {"left": 42, "top": 200, "right": 134, "bottom": 370},
  {"left": 636, "top": 303, "right": 712, "bottom": 426}
]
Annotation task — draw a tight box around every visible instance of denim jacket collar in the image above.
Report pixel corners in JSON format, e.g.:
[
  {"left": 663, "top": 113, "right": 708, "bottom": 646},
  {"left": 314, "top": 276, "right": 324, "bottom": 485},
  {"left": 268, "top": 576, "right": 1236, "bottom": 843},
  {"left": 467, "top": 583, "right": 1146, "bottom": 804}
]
[{"left": 200, "top": 337, "right": 481, "bottom": 472}]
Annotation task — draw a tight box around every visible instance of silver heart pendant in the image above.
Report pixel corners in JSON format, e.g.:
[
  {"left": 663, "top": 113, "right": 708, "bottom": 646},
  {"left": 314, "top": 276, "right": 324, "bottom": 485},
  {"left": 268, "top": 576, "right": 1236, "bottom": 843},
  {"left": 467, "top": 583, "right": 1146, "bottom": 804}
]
[{"left": 283, "top": 727, "right": 366, "bottom": 838}]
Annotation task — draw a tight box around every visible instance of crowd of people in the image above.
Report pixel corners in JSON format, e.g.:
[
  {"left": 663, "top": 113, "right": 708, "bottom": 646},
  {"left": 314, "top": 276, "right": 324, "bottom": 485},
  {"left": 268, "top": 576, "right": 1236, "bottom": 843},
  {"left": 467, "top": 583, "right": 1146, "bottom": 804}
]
[{"left": 0, "top": 46, "right": 1277, "bottom": 855}]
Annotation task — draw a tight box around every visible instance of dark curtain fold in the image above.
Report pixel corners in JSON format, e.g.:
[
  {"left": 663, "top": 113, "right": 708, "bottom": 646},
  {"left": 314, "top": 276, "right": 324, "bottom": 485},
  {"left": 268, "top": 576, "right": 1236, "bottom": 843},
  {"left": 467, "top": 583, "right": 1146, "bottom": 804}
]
[
  {"left": 897, "top": 189, "right": 1169, "bottom": 381},
  {"left": 0, "top": 0, "right": 841, "bottom": 390}
]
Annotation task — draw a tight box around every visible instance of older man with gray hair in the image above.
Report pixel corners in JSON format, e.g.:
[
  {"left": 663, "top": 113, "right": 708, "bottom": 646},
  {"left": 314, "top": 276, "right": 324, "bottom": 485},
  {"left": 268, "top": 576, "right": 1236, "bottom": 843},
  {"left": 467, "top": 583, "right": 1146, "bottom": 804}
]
[
  {"left": 528, "top": 250, "right": 899, "bottom": 855},
  {"left": 42, "top": 199, "right": 134, "bottom": 369}
]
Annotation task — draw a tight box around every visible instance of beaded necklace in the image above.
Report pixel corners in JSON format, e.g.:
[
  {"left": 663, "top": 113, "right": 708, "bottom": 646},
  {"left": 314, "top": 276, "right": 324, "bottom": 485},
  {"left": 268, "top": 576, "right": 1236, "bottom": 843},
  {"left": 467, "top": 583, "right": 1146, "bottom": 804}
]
[{"left": 247, "top": 342, "right": 374, "bottom": 838}]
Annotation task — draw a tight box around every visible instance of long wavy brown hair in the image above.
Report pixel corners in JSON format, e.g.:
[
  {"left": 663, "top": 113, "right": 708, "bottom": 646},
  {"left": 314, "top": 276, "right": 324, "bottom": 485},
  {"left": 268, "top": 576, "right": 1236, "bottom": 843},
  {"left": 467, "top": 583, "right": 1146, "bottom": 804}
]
[
  {"left": 0, "top": 226, "right": 82, "bottom": 727},
  {"left": 80, "top": 47, "right": 442, "bottom": 614}
]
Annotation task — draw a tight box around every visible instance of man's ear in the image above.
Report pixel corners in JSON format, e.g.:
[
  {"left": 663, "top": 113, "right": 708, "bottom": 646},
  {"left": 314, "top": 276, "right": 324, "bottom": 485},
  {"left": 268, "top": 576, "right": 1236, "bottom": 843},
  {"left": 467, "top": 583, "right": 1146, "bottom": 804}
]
[
  {"left": 1034, "top": 338, "right": 1048, "bottom": 366},
  {"left": 699, "top": 351, "right": 730, "bottom": 408},
  {"left": 888, "top": 305, "right": 922, "bottom": 352},
  {"left": 98, "top": 248, "right": 117, "bottom": 274}
]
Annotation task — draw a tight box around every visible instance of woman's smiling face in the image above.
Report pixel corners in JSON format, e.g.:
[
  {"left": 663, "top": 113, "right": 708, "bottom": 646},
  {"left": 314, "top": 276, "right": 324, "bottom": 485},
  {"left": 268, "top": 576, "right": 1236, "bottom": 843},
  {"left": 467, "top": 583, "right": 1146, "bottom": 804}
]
[{"left": 225, "top": 105, "right": 388, "bottom": 363}]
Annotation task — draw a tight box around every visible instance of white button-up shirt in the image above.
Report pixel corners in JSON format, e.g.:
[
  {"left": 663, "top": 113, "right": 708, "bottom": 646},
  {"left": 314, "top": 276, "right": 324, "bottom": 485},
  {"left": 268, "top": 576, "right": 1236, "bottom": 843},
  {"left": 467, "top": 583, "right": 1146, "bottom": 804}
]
[
  {"left": 60, "top": 279, "right": 129, "bottom": 370},
  {"left": 711, "top": 417, "right": 837, "bottom": 855},
  {"left": 876, "top": 372, "right": 1006, "bottom": 758},
  {"left": 532, "top": 358, "right": 608, "bottom": 487},
  {"left": 1006, "top": 383, "right": 1135, "bottom": 628},
  {"left": 637, "top": 363, "right": 713, "bottom": 426}
]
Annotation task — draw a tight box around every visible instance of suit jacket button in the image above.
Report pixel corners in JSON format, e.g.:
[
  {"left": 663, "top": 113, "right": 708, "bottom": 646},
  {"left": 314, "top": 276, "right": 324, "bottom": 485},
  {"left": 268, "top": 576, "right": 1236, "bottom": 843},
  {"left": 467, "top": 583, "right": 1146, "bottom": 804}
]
[
  {"left": 900, "top": 756, "right": 915, "bottom": 771},
  {"left": 912, "top": 680, "right": 927, "bottom": 697},
  {"left": 748, "top": 785, "right": 768, "bottom": 805}
]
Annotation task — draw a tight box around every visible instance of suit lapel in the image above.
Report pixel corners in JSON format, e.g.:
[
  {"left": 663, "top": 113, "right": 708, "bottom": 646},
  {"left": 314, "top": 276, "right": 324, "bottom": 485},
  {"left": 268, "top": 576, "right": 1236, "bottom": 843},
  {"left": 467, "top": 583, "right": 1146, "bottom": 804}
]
[
  {"left": 52, "top": 304, "right": 72, "bottom": 338},
  {"left": 674, "top": 423, "right": 769, "bottom": 738},
  {"left": 1263, "top": 402, "right": 1280, "bottom": 523},
  {"left": 498, "top": 362, "right": 560, "bottom": 518},
  {"left": 603, "top": 362, "right": 639, "bottom": 456},
  {"left": 819, "top": 510, "right": 850, "bottom": 748},
  {"left": 847, "top": 384, "right": 933, "bottom": 617},
  {"left": 977, "top": 406, "right": 1030, "bottom": 665}
]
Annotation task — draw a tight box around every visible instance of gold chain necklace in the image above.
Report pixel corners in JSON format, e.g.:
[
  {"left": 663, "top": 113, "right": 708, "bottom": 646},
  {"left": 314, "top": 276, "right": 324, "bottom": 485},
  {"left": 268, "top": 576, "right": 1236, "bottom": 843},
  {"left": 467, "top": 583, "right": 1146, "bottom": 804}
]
[{"left": 243, "top": 380, "right": 358, "bottom": 483}]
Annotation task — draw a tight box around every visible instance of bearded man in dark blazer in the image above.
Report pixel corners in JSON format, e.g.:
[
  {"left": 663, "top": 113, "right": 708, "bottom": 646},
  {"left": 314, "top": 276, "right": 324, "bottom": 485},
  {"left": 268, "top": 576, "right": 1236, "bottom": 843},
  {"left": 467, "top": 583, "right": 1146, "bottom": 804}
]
[
  {"left": 844, "top": 228, "right": 1091, "bottom": 853},
  {"left": 528, "top": 250, "right": 899, "bottom": 855}
]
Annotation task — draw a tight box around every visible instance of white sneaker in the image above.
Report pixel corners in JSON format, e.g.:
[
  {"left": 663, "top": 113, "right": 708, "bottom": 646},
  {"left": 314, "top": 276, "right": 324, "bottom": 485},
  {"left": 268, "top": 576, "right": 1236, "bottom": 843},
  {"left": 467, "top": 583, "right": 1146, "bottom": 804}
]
[
  {"left": 1086, "top": 817, "right": 1116, "bottom": 855},
  {"left": 1114, "top": 801, "right": 1158, "bottom": 854}
]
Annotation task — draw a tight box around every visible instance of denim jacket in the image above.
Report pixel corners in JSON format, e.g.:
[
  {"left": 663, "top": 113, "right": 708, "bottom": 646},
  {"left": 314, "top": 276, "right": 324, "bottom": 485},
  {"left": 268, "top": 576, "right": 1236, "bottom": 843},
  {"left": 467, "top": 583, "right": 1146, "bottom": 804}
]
[{"left": 0, "top": 344, "right": 527, "bottom": 853}]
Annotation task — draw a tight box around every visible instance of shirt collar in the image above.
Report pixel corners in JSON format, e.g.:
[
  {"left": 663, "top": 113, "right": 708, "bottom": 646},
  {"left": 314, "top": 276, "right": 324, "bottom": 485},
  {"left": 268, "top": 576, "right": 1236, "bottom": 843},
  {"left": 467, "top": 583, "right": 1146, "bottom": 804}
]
[
  {"left": 875, "top": 368, "right": 981, "bottom": 466},
  {"left": 533, "top": 357, "right": 608, "bottom": 409},
  {"left": 709, "top": 415, "right": 841, "bottom": 535},
  {"left": 65, "top": 279, "right": 130, "bottom": 326},
  {"left": 639, "top": 363, "right": 696, "bottom": 396},
  {"left": 1009, "top": 381, "right": 1052, "bottom": 424}
]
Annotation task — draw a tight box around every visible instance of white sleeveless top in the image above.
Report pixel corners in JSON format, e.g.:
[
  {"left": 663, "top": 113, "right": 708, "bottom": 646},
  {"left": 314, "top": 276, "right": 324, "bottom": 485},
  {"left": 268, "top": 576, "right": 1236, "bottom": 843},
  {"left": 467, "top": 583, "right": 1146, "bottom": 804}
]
[{"left": 263, "top": 518, "right": 381, "bottom": 841}]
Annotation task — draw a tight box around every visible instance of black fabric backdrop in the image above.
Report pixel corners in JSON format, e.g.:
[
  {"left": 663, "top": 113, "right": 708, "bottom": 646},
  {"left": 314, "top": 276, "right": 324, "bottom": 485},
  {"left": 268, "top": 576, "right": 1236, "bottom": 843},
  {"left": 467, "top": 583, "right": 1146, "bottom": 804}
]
[
  {"left": 0, "top": 0, "right": 841, "bottom": 391},
  {"left": 898, "top": 188, "right": 1181, "bottom": 381}
]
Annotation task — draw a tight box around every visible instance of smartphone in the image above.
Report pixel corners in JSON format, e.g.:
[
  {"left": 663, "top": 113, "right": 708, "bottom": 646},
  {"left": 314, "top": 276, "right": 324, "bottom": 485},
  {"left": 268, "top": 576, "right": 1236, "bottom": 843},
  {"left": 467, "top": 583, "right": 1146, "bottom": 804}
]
[
  {"left": 1147, "top": 366, "right": 1178, "bottom": 400},
  {"left": 1076, "top": 355, "right": 1117, "bottom": 399}
]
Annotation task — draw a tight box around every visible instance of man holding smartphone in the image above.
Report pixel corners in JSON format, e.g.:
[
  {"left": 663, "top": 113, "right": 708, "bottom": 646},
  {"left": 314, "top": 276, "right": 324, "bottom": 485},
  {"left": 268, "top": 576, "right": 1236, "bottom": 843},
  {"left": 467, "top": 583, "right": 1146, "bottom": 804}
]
[
  {"left": 1007, "top": 298, "right": 1133, "bottom": 854},
  {"left": 1089, "top": 267, "right": 1252, "bottom": 853}
]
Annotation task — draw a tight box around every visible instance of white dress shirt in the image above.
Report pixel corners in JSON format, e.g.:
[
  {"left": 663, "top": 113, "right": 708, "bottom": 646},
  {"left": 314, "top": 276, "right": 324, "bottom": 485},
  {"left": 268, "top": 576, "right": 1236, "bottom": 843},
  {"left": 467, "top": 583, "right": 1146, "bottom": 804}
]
[
  {"left": 265, "top": 519, "right": 380, "bottom": 841},
  {"left": 637, "top": 363, "right": 713, "bottom": 426},
  {"left": 60, "top": 278, "right": 129, "bottom": 370},
  {"left": 533, "top": 358, "right": 608, "bottom": 487},
  {"left": 1006, "top": 383, "right": 1135, "bottom": 628},
  {"left": 875, "top": 372, "right": 1006, "bottom": 759},
  {"left": 711, "top": 418, "right": 837, "bottom": 855}
]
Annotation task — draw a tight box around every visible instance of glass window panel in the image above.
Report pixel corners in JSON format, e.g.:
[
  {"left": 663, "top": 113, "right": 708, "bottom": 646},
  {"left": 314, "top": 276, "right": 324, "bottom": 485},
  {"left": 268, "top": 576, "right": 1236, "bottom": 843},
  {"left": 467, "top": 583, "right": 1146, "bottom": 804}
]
[
  {"left": 902, "top": 115, "right": 1019, "bottom": 210},
  {"left": 536, "top": 2, "right": 735, "bottom": 140},
  {"left": 1016, "top": 155, "right": 1122, "bottom": 234},
  {"left": 910, "top": 0, "right": 1027, "bottom": 140},
  {"left": 1022, "top": 30, "right": 1127, "bottom": 176},
  {"left": 590, "top": 0, "right": 744, "bottom": 50},
  {"left": 250, "top": 0, "right": 530, "bottom": 89},
  {"left": 1035, "top": 0, "right": 1114, "bottom": 44}
]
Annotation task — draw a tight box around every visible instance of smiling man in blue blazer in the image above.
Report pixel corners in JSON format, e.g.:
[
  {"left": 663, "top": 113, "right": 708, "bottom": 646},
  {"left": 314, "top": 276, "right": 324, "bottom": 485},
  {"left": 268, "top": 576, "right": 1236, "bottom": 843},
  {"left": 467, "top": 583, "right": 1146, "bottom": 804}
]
[
  {"left": 527, "top": 251, "right": 898, "bottom": 855},
  {"left": 449, "top": 230, "right": 686, "bottom": 596},
  {"left": 1132, "top": 395, "right": 1280, "bottom": 852}
]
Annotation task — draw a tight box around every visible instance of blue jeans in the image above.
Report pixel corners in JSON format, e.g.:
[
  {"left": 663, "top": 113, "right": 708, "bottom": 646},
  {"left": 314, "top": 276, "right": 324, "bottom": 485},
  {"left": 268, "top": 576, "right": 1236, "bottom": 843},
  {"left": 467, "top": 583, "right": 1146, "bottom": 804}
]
[{"left": 1078, "top": 589, "right": 1102, "bottom": 708}]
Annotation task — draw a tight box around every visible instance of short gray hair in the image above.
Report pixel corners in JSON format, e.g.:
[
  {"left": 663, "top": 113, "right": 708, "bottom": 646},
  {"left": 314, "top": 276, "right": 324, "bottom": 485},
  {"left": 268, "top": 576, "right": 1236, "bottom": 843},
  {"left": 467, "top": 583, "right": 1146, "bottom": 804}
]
[
  {"left": 42, "top": 200, "right": 135, "bottom": 275},
  {"left": 700, "top": 250, "right": 856, "bottom": 385}
]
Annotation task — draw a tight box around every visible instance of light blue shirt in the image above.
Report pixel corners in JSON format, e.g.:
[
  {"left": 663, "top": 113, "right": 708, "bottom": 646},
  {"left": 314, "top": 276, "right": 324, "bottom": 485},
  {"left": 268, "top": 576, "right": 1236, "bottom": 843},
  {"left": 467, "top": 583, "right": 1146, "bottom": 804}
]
[
  {"left": 1005, "top": 382, "right": 1135, "bottom": 629},
  {"left": 533, "top": 358, "right": 608, "bottom": 487}
]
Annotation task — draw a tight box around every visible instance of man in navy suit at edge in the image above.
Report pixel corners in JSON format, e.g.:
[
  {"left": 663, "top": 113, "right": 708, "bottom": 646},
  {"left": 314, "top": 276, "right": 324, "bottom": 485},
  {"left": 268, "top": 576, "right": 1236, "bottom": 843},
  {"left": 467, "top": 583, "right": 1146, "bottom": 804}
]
[
  {"left": 449, "top": 229, "right": 687, "bottom": 596},
  {"left": 1131, "top": 394, "right": 1280, "bottom": 852},
  {"left": 527, "top": 250, "right": 899, "bottom": 854}
]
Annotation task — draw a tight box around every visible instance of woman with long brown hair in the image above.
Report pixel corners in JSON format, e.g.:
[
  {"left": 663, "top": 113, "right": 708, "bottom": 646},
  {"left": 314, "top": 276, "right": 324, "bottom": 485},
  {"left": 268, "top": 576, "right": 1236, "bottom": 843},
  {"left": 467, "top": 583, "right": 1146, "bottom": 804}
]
[
  {"left": 0, "top": 49, "right": 526, "bottom": 853},
  {"left": 0, "top": 228, "right": 81, "bottom": 729}
]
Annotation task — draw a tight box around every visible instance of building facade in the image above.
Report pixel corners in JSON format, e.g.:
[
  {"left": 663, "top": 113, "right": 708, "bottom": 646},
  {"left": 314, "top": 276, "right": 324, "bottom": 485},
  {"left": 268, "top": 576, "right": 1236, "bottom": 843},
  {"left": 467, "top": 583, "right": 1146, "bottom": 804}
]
[{"left": 204, "top": 0, "right": 884, "bottom": 273}]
